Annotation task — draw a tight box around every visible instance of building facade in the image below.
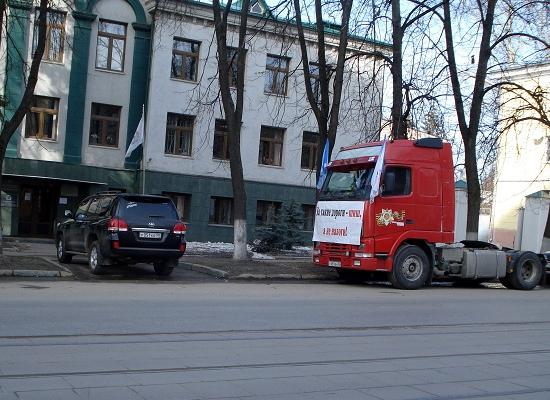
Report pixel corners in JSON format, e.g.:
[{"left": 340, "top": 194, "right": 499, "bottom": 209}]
[
  {"left": 491, "top": 62, "right": 550, "bottom": 250},
  {"left": 1, "top": 0, "right": 388, "bottom": 241}
]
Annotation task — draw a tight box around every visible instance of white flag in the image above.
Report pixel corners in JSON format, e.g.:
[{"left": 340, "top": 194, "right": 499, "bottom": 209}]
[
  {"left": 125, "top": 112, "right": 144, "bottom": 158},
  {"left": 369, "top": 138, "right": 387, "bottom": 203}
]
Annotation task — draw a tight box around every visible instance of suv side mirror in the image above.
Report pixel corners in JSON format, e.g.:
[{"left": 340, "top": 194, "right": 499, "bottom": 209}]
[{"left": 64, "top": 210, "right": 73, "bottom": 218}]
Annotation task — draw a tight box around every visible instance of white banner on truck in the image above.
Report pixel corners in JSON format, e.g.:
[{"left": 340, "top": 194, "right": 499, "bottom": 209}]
[{"left": 312, "top": 201, "right": 365, "bottom": 245}]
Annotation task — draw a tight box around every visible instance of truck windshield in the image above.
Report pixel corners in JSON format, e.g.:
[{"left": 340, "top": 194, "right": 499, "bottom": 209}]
[{"left": 319, "top": 167, "right": 374, "bottom": 200}]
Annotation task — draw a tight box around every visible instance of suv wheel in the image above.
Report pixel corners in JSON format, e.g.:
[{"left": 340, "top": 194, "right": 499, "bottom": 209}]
[
  {"left": 56, "top": 235, "right": 72, "bottom": 263},
  {"left": 89, "top": 241, "right": 104, "bottom": 275},
  {"left": 153, "top": 259, "right": 177, "bottom": 277}
]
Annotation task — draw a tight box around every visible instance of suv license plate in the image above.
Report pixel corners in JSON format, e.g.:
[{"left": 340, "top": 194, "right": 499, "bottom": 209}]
[
  {"left": 139, "top": 232, "right": 162, "bottom": 239},
  {"left": 328, "top": 260, "right": 341, "bottom": 268}
]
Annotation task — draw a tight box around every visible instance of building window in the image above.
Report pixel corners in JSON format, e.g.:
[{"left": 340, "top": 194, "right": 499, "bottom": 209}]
[
  {"left": 164, "top": 192, "right": 191, "bottom": 222},
  {"left": 209, "top": 196, "right": 233, "bottom": 225},
  {"left": 165, "top": 113, "right": 194, "bottom": 156},
  {"left": 309, "top": 62, "right": 320, "bottom": 101},
  {"left": 227, "top": 47, "right": 240, "bottom": 88},
  {"left": 250, "top": 1, "right": 264, "bottom": 14},
  {"left": 256, "top": 200, "right": 281, "bottom": 226},
  {"left": 264, "top": 54, "right": 290, "bottom": 95},
  {"left": 259, "top": 126, "right": 284, "bottom": 166},
  {"left": 96, "top": 20, "right": 126, "bottom": 72},
  {"left": 89, "top": 103, "right": 121, "bottom": 147},
  {"left": 25, "top": 96, "right": 59, "bottom": 140},
  {"left": 33, "top": 10, "right": 66, "bottom": 63},
  {"left": 213, "top": 119, "right": 230, "bottom": 160},
  {"left": 172, "top": 38, "right": 200, "bottom": 81},
  {"left": 382, "top": 167, "right": 412, "bottom": 196},
  {"left": 302, "top": 204, "right": 315, "bottom": 231},
  {"left": 301, "top": 131, "right": 318, "bottom": 170}
]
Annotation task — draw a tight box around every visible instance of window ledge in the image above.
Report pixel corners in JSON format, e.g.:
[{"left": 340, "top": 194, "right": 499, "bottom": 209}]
[
  {"left": 42, "top": 59, "right": 64, "bottom": 66},
  {"left": 300, "top": 168, "right": 316, "bottom": 173},
  {"left": 94, "top": 68, "right": 126, "bottom": 75},
  {"left": 208, "top": 223, "right": 234, "bottom": 228},
  {"left": 24, "top": 137, "right": 58, "bottom": 143},
  {"left": 88, "top": 144, "right": 120, "bottom": 150},
  {"left": 164, "top": 153, "right": 194, "bottom": 160},
  {"left": 264, "top": 92, "right": 288, "bottom": 98},
  {"left": 170, "top": 77, "right": 199, "bottom": 84},
  {"left": 213, "top": 158, "right": 230, "bottom": 162},
  {"left": 258, "top": 163, "right": 284, "bottom": 169}
]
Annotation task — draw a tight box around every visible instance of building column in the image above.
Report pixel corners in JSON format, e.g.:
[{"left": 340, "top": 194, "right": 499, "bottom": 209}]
[
  {"left": 124, "top": 22, "right": 151, "bottom": 170},
  {"left": 4, "top": 0, "right": 32, "bottom": 158},
  {"left": 63, "top": 10, "right": 96, "bottom": 165}
]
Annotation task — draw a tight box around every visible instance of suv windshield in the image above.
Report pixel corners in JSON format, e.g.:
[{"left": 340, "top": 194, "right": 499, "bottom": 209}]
[
  {"left": 116, "top": 197, "right": 179, "bottom": 220},
  {"left": 320, "top": 167, "right": 374, "bottom": 200}
]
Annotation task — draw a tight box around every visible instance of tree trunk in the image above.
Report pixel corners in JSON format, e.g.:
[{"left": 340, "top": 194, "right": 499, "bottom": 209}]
[
  {"left": 464, "top": 136, "right": 480, "bottom": 240},
  {"left": 391, "top": 0, "right": 405, "bottom": 139},
  {"left": 228, "top": 121, "right": 247, "bottom": 260},
  {"left": 211, "top": 0, "right": 250, "bottom": 260}
]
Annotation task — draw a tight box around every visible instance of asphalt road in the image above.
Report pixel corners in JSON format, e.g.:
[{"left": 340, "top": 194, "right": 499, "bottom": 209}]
[{"left": 0, "top": 281, "right": 549, "bottom": 400}]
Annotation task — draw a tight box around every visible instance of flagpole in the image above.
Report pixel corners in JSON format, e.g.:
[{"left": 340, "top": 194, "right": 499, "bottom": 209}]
[{"left": 141, "top": 104, "right": 146, "bottom": 195}]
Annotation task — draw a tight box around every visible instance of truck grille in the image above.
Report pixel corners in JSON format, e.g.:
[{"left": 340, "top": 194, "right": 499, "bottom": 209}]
[{"left": 321, "top": 243, "right": 350, "bottom": 256}]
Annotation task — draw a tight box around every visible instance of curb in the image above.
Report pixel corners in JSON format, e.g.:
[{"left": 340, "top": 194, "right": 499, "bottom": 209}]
[
  {"left": 180, "top": 262, "right": 229, "bottom": 279},
  {"left": 0, "top": 269, "right": 73, "bottom": 278},
  {"left": 0, "top": 257, "right": 73, "bottom": 278},
  {"left": 232, "top": 273, "right": 333, "bottom": 280},
  {"left": 179, "top": 262, "right": 334, "bottom": 281}
]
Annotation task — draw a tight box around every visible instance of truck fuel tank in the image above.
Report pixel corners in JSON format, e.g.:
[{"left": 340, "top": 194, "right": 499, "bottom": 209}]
[{"left": 460, "top": 249, "right": 507, "bottom": 279}]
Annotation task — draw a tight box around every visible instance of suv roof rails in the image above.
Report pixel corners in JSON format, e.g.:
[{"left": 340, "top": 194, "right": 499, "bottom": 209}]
[{"left": 95, "top": 190, "right": 124, "bottom": 195}]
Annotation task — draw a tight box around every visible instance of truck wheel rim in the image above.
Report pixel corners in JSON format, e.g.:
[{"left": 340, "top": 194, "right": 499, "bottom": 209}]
[
  {"left": 90, "top": 247, "right": 98, "bottom": 270},
  {"left": 402, "top": 256, "right": 422, "bottom": 281},
  {"left": 521, "top": 261, "right": 535, "bottom": 282},
  {"left": 57, "top": 240, "right": 63, "bottom": 258}
]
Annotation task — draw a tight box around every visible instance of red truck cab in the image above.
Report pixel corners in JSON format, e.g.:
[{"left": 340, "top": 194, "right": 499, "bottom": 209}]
[
  {"left": 314, "top": 137, "right": 546, "bottom": 290},
  {"left": 313, "top": 138, "right": 455, "bottom": 286}
]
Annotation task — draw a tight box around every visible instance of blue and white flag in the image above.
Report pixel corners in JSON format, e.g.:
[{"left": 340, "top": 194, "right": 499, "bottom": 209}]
[
  {"left": 317, "top": 139, "right": 330, "bottom": 190},
  {"left": 369, "top": 138, "right": 387, "bottom": 203}
]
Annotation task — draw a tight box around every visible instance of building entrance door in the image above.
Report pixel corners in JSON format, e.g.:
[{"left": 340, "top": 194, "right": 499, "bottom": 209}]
[{"left": 18, "top": 184, "right": 59, "bottom": 237}]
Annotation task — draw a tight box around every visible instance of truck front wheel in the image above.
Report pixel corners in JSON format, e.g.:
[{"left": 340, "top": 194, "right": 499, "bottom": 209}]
[
  {"left": 389, "top": 245, "right": 430, "bottom": 290},
  {"left": 507, "top": 252, "right": 542, "bottom": 290}
]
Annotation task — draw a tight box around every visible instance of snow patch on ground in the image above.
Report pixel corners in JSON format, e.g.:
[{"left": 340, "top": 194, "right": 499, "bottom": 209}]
[{"left": 185, "top": 241, "right": 311, "bottom": 258}]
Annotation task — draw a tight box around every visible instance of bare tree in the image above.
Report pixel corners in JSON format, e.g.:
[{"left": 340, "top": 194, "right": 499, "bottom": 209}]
[
  {"left": 441, "top": 0, "right": 550, "bottom": 239},
  {"left": 210, "top": 0, "right": 251, "bottom": 260},
  {"left": 291, "top": 0, "right": 354, "bottom": 177},
  {"left": 0, "top": 0, "right": 49, "bottom": 253}
]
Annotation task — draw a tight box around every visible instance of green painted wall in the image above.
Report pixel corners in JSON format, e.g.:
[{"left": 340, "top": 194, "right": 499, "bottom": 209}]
[
  {"left": 63, "top": 11, "right": 96, "bottom": 165},
  {"left": 124, "top": 22, "right": 151, "bottom": 169},
  {"left": 144, "top": 170, "right": 316, "bottom": 242},
  {"left": 3, "top": 158, "right": 135, "bottom": 189},
  {"left": 3, "top": 0, "right": 32, "bottom": 158}
]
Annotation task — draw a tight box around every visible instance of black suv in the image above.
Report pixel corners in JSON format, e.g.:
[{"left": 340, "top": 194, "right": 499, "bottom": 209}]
[{"left": 56, "top": 193, "right": 186, "bottom": 276}]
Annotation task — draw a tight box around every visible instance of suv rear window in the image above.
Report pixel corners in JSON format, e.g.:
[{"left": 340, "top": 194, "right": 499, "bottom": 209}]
[{"left": 116, "top": 197, "right": 179, "bottom": 220}]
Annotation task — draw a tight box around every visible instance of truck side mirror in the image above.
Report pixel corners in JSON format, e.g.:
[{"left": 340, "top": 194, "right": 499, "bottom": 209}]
[{"left": 64, "top": 210, "right": 72, "bottom": 218}]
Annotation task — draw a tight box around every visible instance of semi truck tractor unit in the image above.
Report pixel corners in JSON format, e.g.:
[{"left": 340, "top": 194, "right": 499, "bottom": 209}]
[{"left": 312, "top": 138, "right": 546, "bottom": 290}]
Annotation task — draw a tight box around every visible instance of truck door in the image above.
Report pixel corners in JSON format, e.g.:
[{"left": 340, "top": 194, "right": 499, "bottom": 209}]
[{"left": 373, "top": 166, "right": 414, "bottom": 254}]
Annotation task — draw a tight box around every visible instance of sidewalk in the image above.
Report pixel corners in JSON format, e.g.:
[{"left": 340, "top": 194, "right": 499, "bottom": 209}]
[
  {"left": 1, "top": 238, "right": 335, "bottom": 281},
  {"left": 1, "top": 238, "right": 72, "bottom": 277},
  {"left": 180, "top": 255, "right": 338, "bottom": 281}
]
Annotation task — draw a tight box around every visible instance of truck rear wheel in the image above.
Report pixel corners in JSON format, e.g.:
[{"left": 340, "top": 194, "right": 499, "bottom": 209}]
[
  {"left": 508, "top": 252, "right": 542, "bottom": 290},
  {"left": 389, "top": 245, "right": 430, "bottom": 290}
]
